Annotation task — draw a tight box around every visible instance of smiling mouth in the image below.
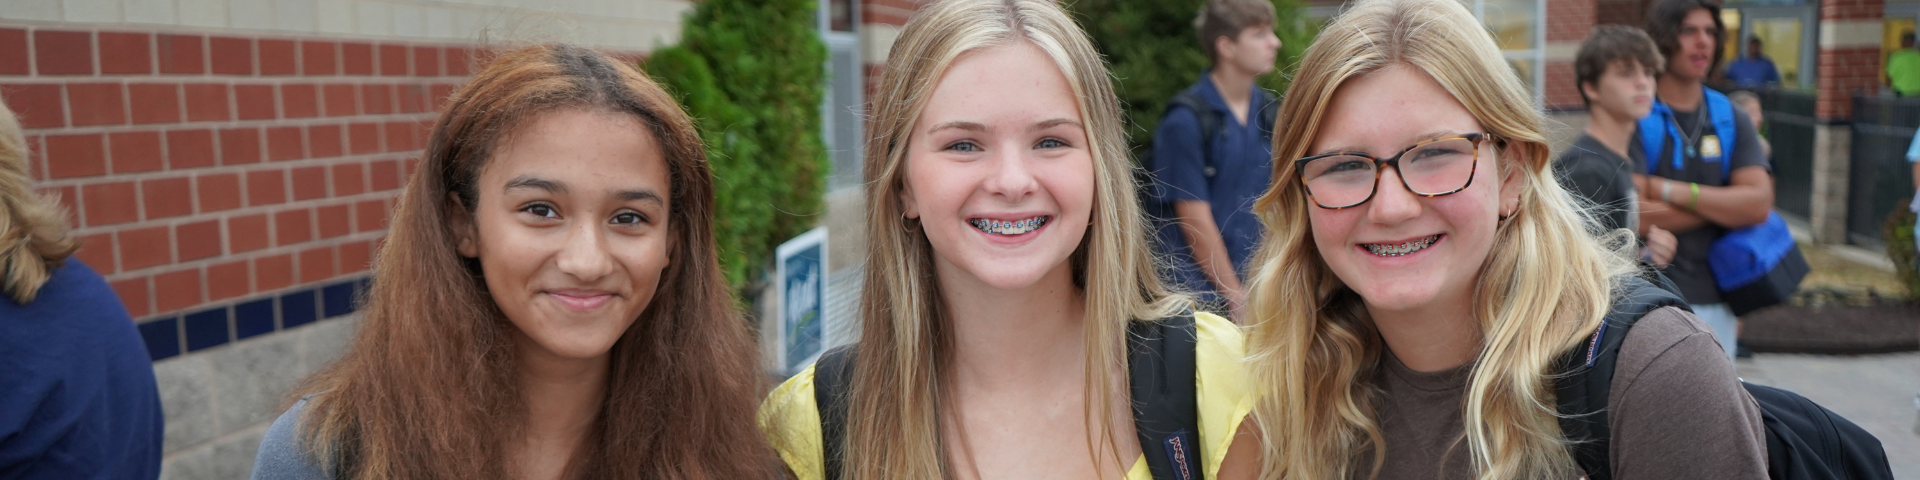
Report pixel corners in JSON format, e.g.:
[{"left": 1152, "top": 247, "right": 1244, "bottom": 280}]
[
  {"left": 1362, "top": 234, "right": 1441, "bottom": 257},
  {"left": 548, "top": 291, "right": 614, "bottom": 311},
  {"left": 968, "top": 216, "right": 1050, "bottom": 236}
]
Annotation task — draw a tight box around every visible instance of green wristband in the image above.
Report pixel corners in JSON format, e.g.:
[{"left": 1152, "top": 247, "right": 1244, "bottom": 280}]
[{"left": 1688, "top": 182, "right": 1700, "bottom": 210}]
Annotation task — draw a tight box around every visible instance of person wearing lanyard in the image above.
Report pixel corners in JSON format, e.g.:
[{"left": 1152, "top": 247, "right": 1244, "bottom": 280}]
[{"left": 1637, "top": 0, "right": 1774, "bottom": 360}]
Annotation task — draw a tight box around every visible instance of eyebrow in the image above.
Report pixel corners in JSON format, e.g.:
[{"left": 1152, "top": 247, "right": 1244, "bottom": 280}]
[
  {"left": 1313, "top": 130, "right": 1467, "bottom": 156},
  {"left": 925, "top": 118, "right": 1083, "bottom": 135},
  {"left": 504, "top": 175, "right": 664, "bottom": 206}
]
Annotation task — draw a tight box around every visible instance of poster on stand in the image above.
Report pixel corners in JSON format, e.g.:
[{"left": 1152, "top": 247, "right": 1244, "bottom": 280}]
[{"left": 775, "top": 227, "right": 828, "bottom": 376}]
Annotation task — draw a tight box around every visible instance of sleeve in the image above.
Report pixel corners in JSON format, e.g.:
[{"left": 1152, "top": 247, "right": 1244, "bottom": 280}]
[
  {"left": 1191, "top": 312, "right": 1254, "bottom": 478},
  {"left": 1727, "top": 107, "right": 1771, "bottom": 175},
  {"left": 1605, "top": 307, "right": 1769, "bottom": 479},
  {"left": 759, "top": 366, "right": 825, "bottom": 480},
  {"left": 249, "top": 399, "right": 332, "bottom": 480},
  {"left": 1151, "top": 107, "right": 1212, "bottom": 204},
  {"left": 1906, "top": 132, "right": 1920, "bottom": 162}
]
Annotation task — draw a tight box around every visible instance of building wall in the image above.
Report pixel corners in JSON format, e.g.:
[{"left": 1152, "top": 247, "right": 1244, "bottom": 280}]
[{"left": 0, "top": 2, "right": 684, "bottom": 477}]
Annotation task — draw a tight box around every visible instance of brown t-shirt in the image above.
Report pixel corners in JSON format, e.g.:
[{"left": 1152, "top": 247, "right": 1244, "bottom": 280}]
[{"left": 1364, "top": 307, "right": 1768, "bottom": 479}]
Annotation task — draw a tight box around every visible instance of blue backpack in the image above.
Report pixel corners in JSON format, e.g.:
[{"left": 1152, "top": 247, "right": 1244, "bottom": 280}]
[{"left": 1636, "top": 88, "right": 1808, "bottom": 315}]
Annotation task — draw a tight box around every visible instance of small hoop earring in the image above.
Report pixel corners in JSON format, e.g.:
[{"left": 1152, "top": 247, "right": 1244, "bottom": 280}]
[{"left": 903, "top": 215, "right": 920, "bottom": 233}]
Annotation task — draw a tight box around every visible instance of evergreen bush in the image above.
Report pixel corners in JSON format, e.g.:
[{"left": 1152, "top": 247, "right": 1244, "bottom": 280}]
[
  {"left": 645, "top": 0, "right": 829, "bottom": 292},
  {"left": 1069, "top": 0, "right": 1316, "bottom": 156}
]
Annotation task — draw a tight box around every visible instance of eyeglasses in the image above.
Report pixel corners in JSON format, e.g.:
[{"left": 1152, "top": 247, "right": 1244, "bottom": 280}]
[{"left": 1293, "top": 133, "right": 1488, "bottom": 209}]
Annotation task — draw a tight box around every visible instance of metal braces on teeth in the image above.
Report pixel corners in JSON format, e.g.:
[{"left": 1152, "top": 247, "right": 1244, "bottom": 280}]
[
  {"left": 1365, "top": 235, "right": 1437, "bottom": 256},
  {"left": 968, "top": 216, "right": 1048, "bottom": 234}
]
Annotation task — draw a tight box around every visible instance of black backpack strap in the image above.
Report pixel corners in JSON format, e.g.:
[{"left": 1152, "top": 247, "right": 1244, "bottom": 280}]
[
  {"left": 1255, "top": 92, "right": 1279, "bottom": 144},
  {"left": 814, "top": 345, "right": 858, "bottom": 480},
  {"left": 1555, "top": 275, "right": 1690, "bottom": 480},
  {"left": 1166, "top": 90, "right": 1221, "bottom": 179},
  {"left": 1128, "top": 313, "right": 1202, "bottom": 480}
]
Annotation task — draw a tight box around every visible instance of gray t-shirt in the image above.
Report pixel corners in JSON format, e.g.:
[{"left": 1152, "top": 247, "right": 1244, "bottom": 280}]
[
  {"left": 1645, "top": 103, "right": 1770, "bottom": 305},
  {"left": 250, "top": 399, "right": 331, "bottom": 480},
  {"left": 1555, "top": 133, "right": 1644, "bottom": 235},
  {"left": 1365, "top": 307, "right": 1769, "bottom": 479}
]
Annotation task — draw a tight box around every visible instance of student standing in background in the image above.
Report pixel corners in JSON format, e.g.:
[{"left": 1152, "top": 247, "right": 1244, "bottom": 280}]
[
  {"left": 1148, "top": 0, "right": 1283, "bottom": 319},
  {"left": 1554, "top": 25, "right": 1678, "bottom": 268}
]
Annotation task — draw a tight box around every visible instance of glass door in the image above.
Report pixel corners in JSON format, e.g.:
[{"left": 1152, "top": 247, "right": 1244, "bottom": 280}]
[{"left": 1728, "top": 4, "right": 1816, "bottom": 89}]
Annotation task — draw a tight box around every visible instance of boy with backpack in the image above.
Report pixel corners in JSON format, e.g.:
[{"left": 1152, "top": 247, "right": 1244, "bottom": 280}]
[
  {"left": 1637, "top": 0, "right": 1775, "bottom": 359},
  {"left": 1147, "top": 0, "right": 1283, "bottom": 320},
  {"left": 1554, "top": 25, "right": 1678, "bottom": 268}
]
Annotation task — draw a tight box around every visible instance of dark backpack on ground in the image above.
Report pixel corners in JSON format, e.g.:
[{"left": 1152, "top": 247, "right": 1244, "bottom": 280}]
[
  {"left": 813, "top": 313, "right": 1205, "bottom": 480},
  {"left": 1556, "top": 276, "right": 1894, "bottom": 480}
]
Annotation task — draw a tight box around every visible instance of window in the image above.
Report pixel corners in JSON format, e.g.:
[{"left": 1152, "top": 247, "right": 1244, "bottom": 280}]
[{"left": 819, "top": 1, "right": 864, "bottom": 191}]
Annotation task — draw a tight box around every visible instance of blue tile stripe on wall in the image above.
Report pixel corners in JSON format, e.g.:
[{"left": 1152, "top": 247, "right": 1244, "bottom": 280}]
[{"left": 135, "top": 277, "right": 369, "bottom": 362}]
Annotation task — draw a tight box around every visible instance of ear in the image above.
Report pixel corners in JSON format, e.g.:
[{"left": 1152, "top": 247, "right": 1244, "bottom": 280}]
[
  {"left": 1578, "top": 81, "right": 1598, "bottom": 107},
  {"left": 1214, "top": 35, "right": 1236, "bottom": 60},
  {"left": 1496, "top": 146, "right": 1526, "bottom": 216},
  {"left": 447, "top": 193, "right": 480, "bottom": 258},
  {"left": 898, "top": 182, "right": 919, "bottom": 220}
]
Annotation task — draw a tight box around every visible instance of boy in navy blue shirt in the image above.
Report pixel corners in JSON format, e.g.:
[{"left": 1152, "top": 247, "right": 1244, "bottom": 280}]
[{"left": 1148, "top": 0, "right": 1282, "bottom": 320}]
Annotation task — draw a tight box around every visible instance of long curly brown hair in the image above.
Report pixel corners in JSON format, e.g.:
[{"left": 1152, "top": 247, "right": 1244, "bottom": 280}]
[{"left": 288, "top": 43, "right": 778, "bottom": 480}]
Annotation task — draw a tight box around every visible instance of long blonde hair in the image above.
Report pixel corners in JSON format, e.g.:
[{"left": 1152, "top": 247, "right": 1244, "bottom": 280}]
[
  {"left": 1243, "top": 0, "right": 1639, "bottom": 477},
  {"left": 843, "top": 0, "right": 1182, "bottom": 477},
  {"left": 0, "top": 97, "right": 79, "bottom": 304}
]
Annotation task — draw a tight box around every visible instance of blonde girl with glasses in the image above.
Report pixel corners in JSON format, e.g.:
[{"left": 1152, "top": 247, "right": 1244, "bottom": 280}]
[
  {"left": 1241, "top": 0, "right": 1768, "bottom": 477},
  {"left": 757, "top": 0, "right": 1258, "bottom": 479}
]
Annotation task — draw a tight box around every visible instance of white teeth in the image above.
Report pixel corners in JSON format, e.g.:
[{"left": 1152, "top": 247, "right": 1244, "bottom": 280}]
[
  {"left": 968, "top": 216, "right": 1049, "bottom": 235},
  {"left": 1363, "top": 235, "right": 1439, "bottom": 257}
]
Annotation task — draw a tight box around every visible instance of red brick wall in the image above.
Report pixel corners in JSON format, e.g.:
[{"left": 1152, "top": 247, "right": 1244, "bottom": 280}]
[
  {"left": 1816, "top": 46, "right": 1882, "bottom": 119},
  {"left": 1546, "top": 0, "right": 1598, "bottom": 109},
  {"left": 1814, "top": 0, "right": 1885, "bottom": 119},
  {"left": 0, "top": 23, "right": 470, "bottom": 320}
]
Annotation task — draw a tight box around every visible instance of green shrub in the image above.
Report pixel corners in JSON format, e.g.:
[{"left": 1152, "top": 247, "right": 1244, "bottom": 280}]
[
  {"left": 1885, "top": 208, "right": 1919, "bottom": 299},
  {"left": 645, "top": 0, "right": 829, "bottom": 292},
  {"left": 1070, "top": 0, "right": 1316, "bottom": 155}
]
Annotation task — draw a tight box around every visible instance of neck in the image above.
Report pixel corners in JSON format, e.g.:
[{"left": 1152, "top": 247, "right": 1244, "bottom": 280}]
[
  {"left": 940, "top": 262, "right": 1089, "bottom": 391},
  {"left": 1656, "top": 75, "right": 1703, "bottom": 111},
  {"left": 1584, "top": 106, "right": 1638, "bottom": 158},
  {"left": 513, "top": 337, "right": 609, "bottom": 477},
  {"left": 1209, "top": 67, "right": 1256, "bottom": 114},
  {"left": 1366, "top": 294, "right": 1480, "bottom": 372}
]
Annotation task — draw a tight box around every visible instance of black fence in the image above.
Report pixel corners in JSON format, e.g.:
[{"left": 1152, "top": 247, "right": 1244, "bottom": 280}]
[
  {"left": 1850, "top": 95, "right": 1920, "bottom": 243},
  {"left": 1753, "top": 88, "right": 1818, "bottom": 220}
]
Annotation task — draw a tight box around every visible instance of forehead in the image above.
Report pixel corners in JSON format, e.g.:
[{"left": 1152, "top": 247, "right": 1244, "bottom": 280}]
[
  {"left": 914, "top": 41, "right": 1082, "bottom": 129},
  {"left": 482, "top": 109, "right": 668, "bottom": 188},
  {"left": 1311, "top": 65, "right": 1483, "bottom": 153},
  {"left": 1682, "top": 9, "right": 1717, "bottom": 28}
]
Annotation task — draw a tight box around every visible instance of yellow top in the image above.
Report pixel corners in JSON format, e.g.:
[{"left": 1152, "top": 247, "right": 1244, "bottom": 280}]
[{"left": 758, "top": 312, "right": 1252, "bottom": 480}]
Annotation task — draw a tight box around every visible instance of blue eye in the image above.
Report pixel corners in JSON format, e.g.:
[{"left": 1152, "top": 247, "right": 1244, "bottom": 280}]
[
  {"left": 944, "top": 140, "right": 982, "bottom": 152},
  {"left": 1036, "top": 138, "right": 1068, "bottom": 149}
]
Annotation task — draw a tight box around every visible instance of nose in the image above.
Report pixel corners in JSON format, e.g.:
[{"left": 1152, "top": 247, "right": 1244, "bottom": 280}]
[
  {"left": 1364, "top": 167, "right": 1422, "bottom": 225},
  {"left": 982, "top": 146, "right": 1038, "bottom": 202},
  {"left": 554, "top": 219, "right": 616, "bottom": 283}
]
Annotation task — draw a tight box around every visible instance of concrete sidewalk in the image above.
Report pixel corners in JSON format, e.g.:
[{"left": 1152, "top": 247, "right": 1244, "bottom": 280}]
[{"left": 1737, "top": 352, "right": 1920, "bottom": 477}]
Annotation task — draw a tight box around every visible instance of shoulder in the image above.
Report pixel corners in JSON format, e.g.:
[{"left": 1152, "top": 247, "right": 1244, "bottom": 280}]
[
  {"left": 1190, "top": 312, "right": 1253, "bottom": 477},
  {"left": 760, "top": 365, "right": 824, "bottom": 480},
  {"left": 251, "top": 398, "right": 332, "bottom": 480},
  {"left": 1605, "top": 308, "right": 1770, "bottom": 475},
  {"left": 1608, "top": 306, "right": 1756, "bottom": 426}
]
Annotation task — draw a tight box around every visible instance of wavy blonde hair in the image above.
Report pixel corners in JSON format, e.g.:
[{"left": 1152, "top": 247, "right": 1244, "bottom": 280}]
[
  {"left": 1242, "top": 0, "right": 1639, "bottom": 478},
  {"left": 841, "top": 0, "right": 1184, "bottom": 477},
  {"left": 0, "top": 97, "right": 79, "bottom": 304}
]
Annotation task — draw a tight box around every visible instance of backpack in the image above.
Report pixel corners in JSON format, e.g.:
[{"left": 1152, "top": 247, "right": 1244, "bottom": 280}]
[
  {"left": 1556, "top": 276, "right": 1894, "bottom": 480},
  {"left": 813, "top": 313, "right": 1205, "bottom": 480},
  {"left": 1635, "top": 88, "right": 1809, "bottom": 315},
  {"left": 1137, "top": 88, "right": 1280, "bottom": 298}
]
